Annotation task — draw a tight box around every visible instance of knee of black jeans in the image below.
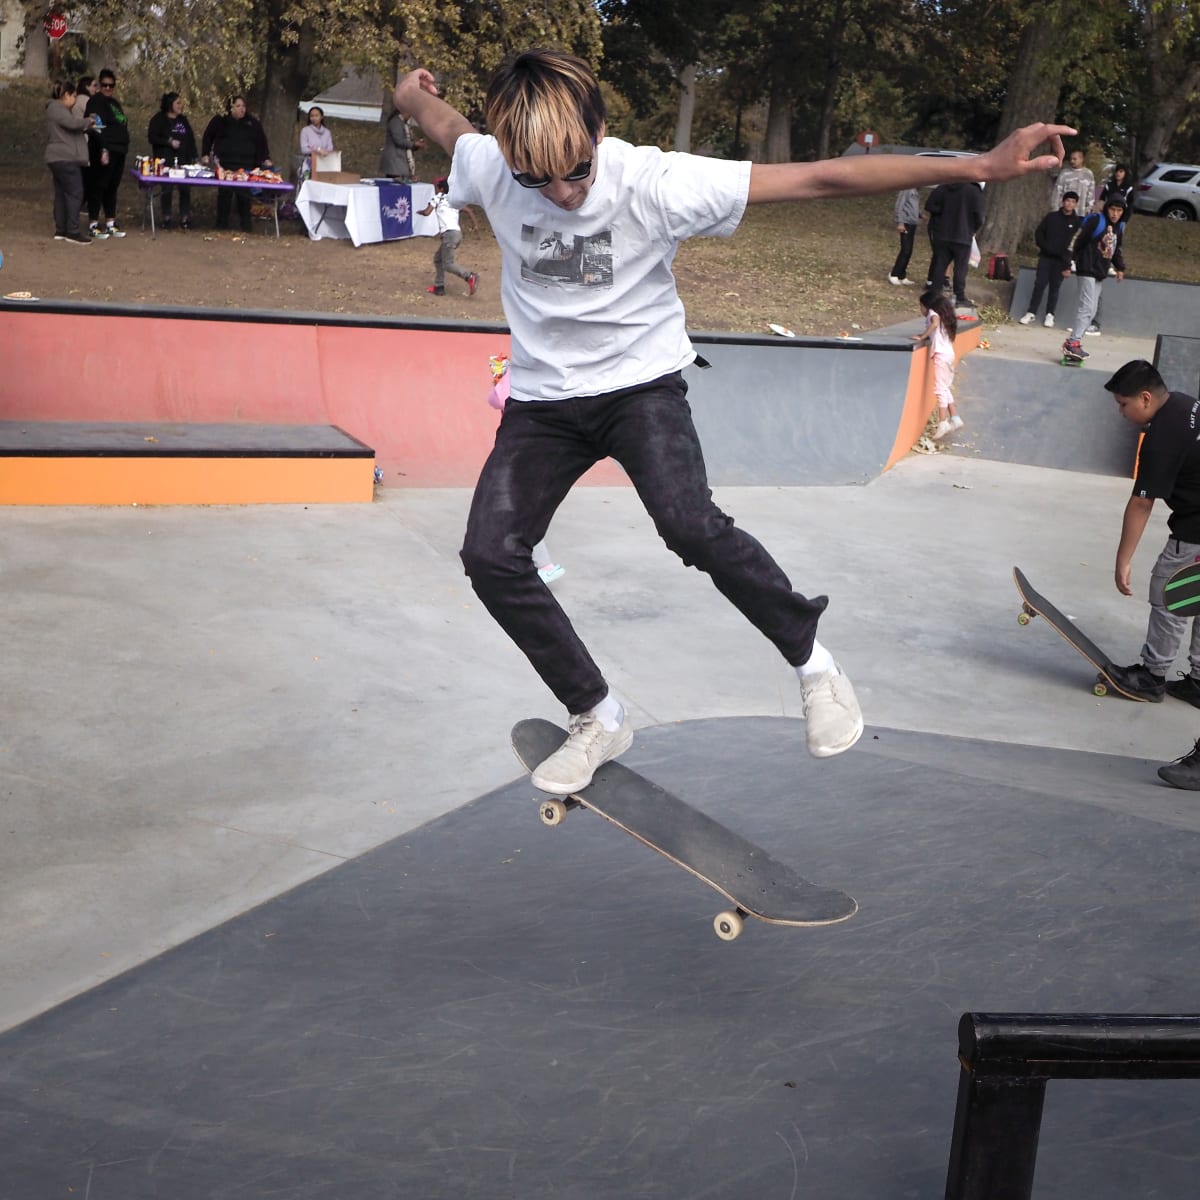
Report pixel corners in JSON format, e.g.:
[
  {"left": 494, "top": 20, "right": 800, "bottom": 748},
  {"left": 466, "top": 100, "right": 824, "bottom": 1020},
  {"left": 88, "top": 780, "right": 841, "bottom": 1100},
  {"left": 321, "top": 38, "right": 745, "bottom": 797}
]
[
  {"left": 656, "top": 508, "right": 733, "bottom": 568},
  {"left": 460, "top": 534, "right": 529, "bottom": 585}
]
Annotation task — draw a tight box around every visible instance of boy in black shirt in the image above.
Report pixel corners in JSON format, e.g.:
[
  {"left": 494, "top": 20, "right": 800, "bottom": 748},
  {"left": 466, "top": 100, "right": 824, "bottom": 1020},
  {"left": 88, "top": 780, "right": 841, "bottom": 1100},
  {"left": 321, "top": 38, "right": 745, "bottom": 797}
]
[
  {"left": 1104, "top": 360, "right": 1200, "bottom": 702},
  {"left": 1018, "top": 190, "right": 1081, "bottom": 328}
]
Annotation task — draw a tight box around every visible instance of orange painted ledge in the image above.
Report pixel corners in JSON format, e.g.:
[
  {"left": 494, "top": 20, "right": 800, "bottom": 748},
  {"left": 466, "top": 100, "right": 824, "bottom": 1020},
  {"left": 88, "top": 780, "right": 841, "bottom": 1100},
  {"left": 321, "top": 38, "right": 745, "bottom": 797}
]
[{"left": 0, "top": 457, "right": 375, "bottom": 506}]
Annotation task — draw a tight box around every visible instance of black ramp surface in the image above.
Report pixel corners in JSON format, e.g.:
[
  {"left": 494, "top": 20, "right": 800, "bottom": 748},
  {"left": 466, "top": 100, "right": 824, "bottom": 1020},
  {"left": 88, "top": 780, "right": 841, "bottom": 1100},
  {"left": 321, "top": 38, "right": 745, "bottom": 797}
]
[{"left": 3, "top": 718, "right": 1200, "bottom": 1200}]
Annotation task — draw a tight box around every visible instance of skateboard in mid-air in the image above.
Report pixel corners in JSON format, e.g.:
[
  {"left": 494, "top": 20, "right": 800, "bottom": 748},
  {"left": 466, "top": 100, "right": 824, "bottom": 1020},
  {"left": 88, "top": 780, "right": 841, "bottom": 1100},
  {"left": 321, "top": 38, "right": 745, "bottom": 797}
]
[
  {"left": 511, "top": 718, "right": 858, "bottom": 941},
  {"left": 1012, "top": 566, "right": 1147, "bottom": 700}
]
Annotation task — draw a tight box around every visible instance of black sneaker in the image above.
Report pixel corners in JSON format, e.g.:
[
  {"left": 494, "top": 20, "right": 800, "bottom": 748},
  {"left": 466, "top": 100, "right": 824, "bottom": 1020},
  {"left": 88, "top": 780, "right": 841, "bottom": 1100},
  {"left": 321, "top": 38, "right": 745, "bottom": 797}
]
[
  {"left": 1166, "top": 673, "right": 1200, "bottom": 709},
  {"left": 64, "top": 231, "right": 92, "bottom": 245},
  {"left": 1105, "top": 662, "right": 1166, "bottom": 701},
  {"left": 1158, "top": 739, "right": 1200, "bottom": 790}
]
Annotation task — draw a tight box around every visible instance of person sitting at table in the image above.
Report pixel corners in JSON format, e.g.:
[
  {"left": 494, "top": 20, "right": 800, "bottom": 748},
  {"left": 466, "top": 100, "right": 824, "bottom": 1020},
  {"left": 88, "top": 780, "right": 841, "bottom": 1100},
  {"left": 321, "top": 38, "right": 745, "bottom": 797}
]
[
  {"left": 201, "top": 95, "right": 273, "bottom": 233},
  {"left": 147, "top": 92, "right": 198, "bottom": 230}
]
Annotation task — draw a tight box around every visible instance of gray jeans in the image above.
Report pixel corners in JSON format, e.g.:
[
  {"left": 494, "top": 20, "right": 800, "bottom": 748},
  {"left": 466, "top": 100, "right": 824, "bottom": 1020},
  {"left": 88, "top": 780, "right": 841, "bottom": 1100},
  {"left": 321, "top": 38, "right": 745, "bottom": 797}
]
[
  {"left": 1141, "top": 536, "right": 1200, "bottom": 675},
  {"left": 434, "top": 230, "right": 471, "bottom": 287},
  {"left": 1071, "top": 276, "right": 1102, "bottom": 338}
]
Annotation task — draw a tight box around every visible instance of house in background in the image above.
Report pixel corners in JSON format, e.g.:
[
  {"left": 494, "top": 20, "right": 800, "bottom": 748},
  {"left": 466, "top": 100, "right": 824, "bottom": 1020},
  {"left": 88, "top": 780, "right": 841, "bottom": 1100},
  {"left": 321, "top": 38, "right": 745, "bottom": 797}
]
[{"left": 300, "top": 68, "right": 384, "bottom": 123}]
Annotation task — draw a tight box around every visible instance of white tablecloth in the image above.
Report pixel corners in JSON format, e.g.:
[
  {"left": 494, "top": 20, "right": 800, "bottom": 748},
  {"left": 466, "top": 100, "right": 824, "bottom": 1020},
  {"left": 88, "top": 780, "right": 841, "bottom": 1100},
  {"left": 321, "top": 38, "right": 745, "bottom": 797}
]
[{"left": 296, "top": 180, "right": 438, "bottom": 246}]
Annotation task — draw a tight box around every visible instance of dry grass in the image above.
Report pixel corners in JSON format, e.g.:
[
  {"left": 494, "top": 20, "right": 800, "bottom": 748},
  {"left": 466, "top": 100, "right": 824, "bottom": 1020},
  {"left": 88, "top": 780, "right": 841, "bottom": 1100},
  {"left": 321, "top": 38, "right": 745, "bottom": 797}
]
[{"left": 3, "top": 79, "right": 1199, "bottom": 335}]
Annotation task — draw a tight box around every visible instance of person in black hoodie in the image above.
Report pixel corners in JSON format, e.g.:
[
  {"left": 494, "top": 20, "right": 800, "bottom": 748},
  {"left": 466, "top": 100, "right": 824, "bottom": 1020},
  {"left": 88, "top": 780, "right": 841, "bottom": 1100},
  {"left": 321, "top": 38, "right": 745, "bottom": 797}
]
[
  {"left": 148, "top": 92, "right": 198, "bottom": 229},
  {"left": 84, "top": 68, "right": 130, "bottom": 238},
  {"left": 1018, "top": 190, "right": 1081, "bottom": 327},
  {"left": 202, "top": 96, "right": 273, "bottom": 233},
  {"left": 1061, "top": 195, "right": 1126, "bottom": 362},
  {"left": 925, "top": 181, "right": 984, "bottom": 307}
]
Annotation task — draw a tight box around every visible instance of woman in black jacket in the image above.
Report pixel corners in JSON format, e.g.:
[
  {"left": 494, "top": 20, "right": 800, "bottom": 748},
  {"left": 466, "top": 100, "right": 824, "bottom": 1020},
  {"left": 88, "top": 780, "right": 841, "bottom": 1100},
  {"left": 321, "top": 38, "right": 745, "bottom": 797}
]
[
  {"left": 1097, "top": 163, "right": 1136, "bottom": 221},
  {"left": 83, "top": 67, "right": 130, "bottom": 237},
  {"left": 202, "top": 96, "right": 273, "bottom": 233},
  {"left": 148, "top": 92, "right": 198, "bottom": 229}
]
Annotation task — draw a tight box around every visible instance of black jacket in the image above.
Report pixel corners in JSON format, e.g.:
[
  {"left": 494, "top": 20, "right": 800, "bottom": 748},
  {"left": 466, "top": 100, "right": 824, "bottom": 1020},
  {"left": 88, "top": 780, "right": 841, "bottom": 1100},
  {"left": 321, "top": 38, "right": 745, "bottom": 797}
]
[
  {"left": 1068, "top": 211, "right": 1126, "bottom": 280},
  {"left": 147, "top": 111, "right": 198, "bottom": 165},
  {"left": 205, "top": 114, "right": 270, "bottom": 168},
  {"left": 1034, "top": 209, "right": 1082, "bottom": 264},
  {"left": 84, "top": 92, "right": 130, "bottom": 154},
  {"left": 925, "top": 182, "right": 984, "bottom": 245}
]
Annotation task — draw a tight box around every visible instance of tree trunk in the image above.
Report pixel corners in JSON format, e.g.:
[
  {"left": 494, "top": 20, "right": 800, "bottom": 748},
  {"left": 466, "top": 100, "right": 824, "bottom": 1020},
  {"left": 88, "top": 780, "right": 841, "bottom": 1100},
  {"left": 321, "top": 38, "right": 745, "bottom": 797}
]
[
  {"left": 763, "top": 53, "right": 792, "bottom": 162},
  {"left": 978, "top": 5, "right": 1074, "bottom": 256},
  {"left": 814, "top": 0, "right": 848, "bottom": 162},
  {"left": 674, "top": 61, "right": 697, "bottom": 153},
  {"left": 22, "top": 4, "right": 48, "bottom": 79},
  {"left": 1138, "top": 6, "right": 1200, "bottom": 176},
  {"left": 254, "top": 5, "right": 318, "bottom": 176}
]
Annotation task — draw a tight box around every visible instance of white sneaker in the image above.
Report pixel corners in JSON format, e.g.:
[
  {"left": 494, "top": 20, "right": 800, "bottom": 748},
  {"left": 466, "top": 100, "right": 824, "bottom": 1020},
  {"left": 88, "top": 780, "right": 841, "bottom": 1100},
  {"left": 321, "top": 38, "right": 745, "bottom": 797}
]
[
  {"left": 888, "top": 275, "right": 903, "bottom": 285},
  {"left": 932, "top": 418, "right": 954, "bottom": 441},
  {"left": 799, "top": 667, "right": 864, "bottom": 758},
  {"left": 537, "top": 563, "right": 565, "bottom": 585},
  {"left": 531, "top": 711, "right": 634, "bottom": 795},
  {"left": 1018, "top": 312, "right": 1035, "bottom": 325},
  {"left": 1084, "top": 324, "right": 1101, "bottom": 336},
  {"left": 1043, "top": 314, "right": 1055, "bottom": 328},
  {"left": 949, "top": 415, "right": 964, "bottom": 431}
]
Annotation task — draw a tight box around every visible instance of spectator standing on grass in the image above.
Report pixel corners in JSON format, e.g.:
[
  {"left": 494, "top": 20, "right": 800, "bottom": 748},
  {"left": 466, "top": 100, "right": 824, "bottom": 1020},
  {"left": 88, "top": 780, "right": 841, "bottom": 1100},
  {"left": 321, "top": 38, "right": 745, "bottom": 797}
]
[
  {"left": 1052, "top": 147, "right": 1095, "bottom": 212},
  {"left": 202, "top": 96, "right": 273, "bottom": 234},
  {"left": 888, "top": 187, "right": 920, "bottom": 285},
  {"left": 148, "top": 93, "right": 198, "bottom": 230},
  {"left": 1018, "top": 190, "right": 1081, "bottom": 328},
  {"left": 84, "top": 68, "right": 130, "bottom": 239},
  {"left": 73, "top": 76, "right": 98, "bottom": 218},
  {"left": 925, "top": 180, "right": 983, "bottom": 307},
  {"left": 45, "top": 80, "right": 95, "bottom": 245},
  {"left": 417, "top": 177, "right": 479, "bottom": 296},
  {"left": 380, "top": 109, "right": 423, "bottom": 182}
]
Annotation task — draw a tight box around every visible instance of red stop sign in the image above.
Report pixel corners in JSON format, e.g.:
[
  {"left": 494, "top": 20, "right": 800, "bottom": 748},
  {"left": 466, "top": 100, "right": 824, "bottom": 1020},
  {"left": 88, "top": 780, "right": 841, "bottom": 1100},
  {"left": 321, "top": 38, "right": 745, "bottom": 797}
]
[{"left": 44, "top": 11, "right": 68, "bottom": 39}]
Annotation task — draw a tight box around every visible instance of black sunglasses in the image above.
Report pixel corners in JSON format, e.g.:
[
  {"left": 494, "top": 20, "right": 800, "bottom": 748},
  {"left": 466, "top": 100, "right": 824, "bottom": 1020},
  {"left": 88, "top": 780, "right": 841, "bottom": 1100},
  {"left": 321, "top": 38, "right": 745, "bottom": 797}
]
[
  {"left": 100, "top": 81, "right": 115, "bottom": 88},
  {"left": 511, "top": 145, "right": 595, "bottom": 189}
]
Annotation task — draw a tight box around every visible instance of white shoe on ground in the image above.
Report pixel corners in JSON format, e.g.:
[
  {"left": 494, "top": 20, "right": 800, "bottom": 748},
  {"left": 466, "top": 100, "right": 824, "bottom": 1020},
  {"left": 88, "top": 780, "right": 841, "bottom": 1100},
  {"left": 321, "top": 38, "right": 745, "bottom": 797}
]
[
  {"left": 799, "top": 666, "right": 864, "bottom": 758},
  {"left": 932, "top": 419, "right": 954, "bottom": 440},
  {"left": 888, "top": 275, "right": 903, "bottom": 285},
  {"left": 531, "top": 711, "right": 634, "bottom": 795},
  {"left": 1018, "top": 312, "right": 1035, "bottom": 325},
  {"left": 1084, "top": 324, "right": 1101, "bottom": 336},
  {"left": 949, "top": 415, "right": 964, "bottom": 431},
  {"left": 1043, "top": 314, "right": 1055, "bottom": 328}
]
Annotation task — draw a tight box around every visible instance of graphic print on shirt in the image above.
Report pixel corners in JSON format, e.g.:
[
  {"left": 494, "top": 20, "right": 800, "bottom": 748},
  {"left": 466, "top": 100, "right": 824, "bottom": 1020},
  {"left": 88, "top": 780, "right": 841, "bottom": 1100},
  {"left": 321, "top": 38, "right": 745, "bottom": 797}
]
[{"left": 520, "top": 225, "right": 613, "bottom": 288}]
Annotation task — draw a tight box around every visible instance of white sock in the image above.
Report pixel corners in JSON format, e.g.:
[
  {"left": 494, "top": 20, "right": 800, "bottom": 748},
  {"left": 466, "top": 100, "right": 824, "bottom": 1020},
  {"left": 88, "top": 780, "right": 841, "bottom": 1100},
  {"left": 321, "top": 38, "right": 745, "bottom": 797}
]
[
  {"left": 589, "top": 690, "right": 625, "bottom": 732},
  {"left": 796, "top": 641, "right": 837, "bottom": 679}
]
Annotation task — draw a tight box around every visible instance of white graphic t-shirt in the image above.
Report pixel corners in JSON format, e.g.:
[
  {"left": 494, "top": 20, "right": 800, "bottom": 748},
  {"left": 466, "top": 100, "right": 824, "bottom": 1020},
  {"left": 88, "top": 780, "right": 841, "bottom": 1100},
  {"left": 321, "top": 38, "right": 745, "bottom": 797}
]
[
  {"left": 449, "top": 134, "right": 750, "bottom": 401},
  {"left": 430, "top": 192, "right": 461, "bottom": 234}
]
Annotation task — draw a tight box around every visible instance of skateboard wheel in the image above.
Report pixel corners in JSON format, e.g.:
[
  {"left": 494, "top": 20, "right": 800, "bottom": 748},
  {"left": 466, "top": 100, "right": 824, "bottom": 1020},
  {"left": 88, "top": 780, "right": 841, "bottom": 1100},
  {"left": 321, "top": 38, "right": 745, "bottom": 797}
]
[
  {"left": 713, "top": 910, "right": 744, "bottom": 941},
  {"left": 1018, "top": 612, "right": 1031, "bottom": 625},
  {"left": 1093, "top": 681, "right": 1108, "bottom": 697},
  {"left": 538, "top": 798, "right": 569, "bottom": 826}
]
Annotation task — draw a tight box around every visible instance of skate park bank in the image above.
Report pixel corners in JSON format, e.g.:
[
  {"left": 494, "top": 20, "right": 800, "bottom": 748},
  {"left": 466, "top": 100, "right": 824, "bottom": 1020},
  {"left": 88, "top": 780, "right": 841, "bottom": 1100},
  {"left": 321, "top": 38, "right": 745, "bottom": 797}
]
[{"left": 0, "top": 298, "right": 980, "bottom": 500}]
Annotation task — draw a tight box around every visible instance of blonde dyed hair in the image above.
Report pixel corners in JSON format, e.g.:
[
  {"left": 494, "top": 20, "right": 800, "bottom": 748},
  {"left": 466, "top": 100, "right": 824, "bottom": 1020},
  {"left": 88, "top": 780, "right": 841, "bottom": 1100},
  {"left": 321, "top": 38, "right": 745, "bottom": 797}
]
[{"left": 485, "top": 49, "right": 605, "bottom": 179}]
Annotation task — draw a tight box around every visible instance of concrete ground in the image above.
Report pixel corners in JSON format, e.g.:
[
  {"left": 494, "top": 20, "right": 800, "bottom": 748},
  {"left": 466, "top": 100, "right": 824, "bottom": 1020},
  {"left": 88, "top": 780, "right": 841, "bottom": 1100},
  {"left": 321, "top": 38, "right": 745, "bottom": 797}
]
[{"left": 4, "top": 323, "right": 1195, "bottom": 1037}]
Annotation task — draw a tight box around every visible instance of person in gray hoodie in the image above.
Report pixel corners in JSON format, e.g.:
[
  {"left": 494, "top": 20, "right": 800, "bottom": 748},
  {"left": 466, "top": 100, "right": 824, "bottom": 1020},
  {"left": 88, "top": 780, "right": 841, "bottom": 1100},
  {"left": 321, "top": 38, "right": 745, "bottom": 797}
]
[
  {"left": 45, "top": 80, "right": 96, "bottom": 244},
  {"left": 889, "top": 187, "right": 920, "bottom": 284}
]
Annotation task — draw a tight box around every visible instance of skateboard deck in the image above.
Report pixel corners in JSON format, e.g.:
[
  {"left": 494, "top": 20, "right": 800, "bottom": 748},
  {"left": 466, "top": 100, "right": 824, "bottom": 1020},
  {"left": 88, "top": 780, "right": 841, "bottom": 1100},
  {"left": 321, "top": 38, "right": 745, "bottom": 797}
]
[
  {"left": 511, "top": 718, "right": 857, "bottom": 940},
  {"left": 1013, "top": 566, "right": 1148, "bottom": 701}
]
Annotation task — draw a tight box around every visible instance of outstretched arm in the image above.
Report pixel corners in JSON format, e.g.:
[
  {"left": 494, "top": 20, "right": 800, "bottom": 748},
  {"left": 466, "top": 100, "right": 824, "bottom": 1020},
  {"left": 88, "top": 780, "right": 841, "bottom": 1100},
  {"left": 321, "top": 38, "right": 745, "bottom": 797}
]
[
  {"left": 393, "top": 69, "right": 475, "bottom": 158},
  {"left": 748, "top": 122, "right": 1076, "bottom": 205},
  {"left": 1115, "top": 495, "right": 1155, "bottom": 595}
]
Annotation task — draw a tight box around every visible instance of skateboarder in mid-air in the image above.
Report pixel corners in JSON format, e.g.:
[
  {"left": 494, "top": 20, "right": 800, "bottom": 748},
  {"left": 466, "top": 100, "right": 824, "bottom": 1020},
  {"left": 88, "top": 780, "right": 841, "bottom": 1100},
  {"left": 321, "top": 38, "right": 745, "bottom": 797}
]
[
  {"left": 1104, "top": 360, "right": 1200, "bottom": 702},
  {"left": 393, "top": 50, "right": 1073, "bottom": 795}
]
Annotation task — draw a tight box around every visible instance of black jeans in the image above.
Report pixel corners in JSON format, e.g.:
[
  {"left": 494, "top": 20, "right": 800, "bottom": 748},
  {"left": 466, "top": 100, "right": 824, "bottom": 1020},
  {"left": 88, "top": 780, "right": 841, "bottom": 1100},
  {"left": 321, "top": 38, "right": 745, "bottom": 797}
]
[
  {"left": 90, "top": 150, "right": 125, "bottom": 223},
  {"left": 890, "top": 223, "right": 916, "bottom": 279},
  {"left": 48, "top": 161, "right": 84, "bottom": 235},
  {"left": 160, "top": 184, "right": 191, "bottom": 222},
  {"left": 930, "top": 239, "right": 971, "bottom": 302},
  {"left": 1028, "top": 257, "right": 1066, "bottom": 317},
  {"left": 216, "top": 187, "right": 252, "bottom": 232},
  {"left": 460, "top": 373, "right": 828, "bottom": 714}
]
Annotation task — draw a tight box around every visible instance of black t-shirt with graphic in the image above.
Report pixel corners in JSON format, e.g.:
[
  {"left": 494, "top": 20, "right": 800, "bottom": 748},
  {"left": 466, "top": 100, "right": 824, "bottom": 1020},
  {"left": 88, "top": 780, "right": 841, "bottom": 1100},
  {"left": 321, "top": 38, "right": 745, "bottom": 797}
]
[{"left": 1133, "top": 391, "right": 1200, "bottom": 541}]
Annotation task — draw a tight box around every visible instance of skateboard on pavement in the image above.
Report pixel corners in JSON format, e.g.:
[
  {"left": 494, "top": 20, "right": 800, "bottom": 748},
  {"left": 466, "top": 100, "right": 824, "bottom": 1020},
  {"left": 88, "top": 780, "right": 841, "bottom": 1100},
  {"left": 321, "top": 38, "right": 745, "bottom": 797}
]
[
  {"left": 511, "top": 718, "right": 858, "bottom": 941},
  {"left": 1013, "top": 566, "right": 1148, "bottom": 700}
]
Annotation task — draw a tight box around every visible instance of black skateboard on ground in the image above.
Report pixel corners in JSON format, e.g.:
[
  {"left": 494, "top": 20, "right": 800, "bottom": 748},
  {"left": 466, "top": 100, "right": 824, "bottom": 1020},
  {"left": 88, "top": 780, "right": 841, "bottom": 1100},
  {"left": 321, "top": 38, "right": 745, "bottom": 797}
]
[
  {"left": 1013, "top": 566, "right": 1148, "bottom": 701},
  {"left": 511, "top": 718, "right": 858, "bottom": 941}
]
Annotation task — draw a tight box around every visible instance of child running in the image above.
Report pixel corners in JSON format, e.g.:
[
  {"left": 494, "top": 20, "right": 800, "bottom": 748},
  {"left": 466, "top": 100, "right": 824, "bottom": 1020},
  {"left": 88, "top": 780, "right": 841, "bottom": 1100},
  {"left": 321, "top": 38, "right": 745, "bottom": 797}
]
[
  {"left": 417, "top": 176, "right": 478, "bottom": 296},
  {"left": 394, "top": 50, "right": 1071, "bottom": 794},
  {"left": 913, "top": 290, "right": 962, "bottom": 440}
]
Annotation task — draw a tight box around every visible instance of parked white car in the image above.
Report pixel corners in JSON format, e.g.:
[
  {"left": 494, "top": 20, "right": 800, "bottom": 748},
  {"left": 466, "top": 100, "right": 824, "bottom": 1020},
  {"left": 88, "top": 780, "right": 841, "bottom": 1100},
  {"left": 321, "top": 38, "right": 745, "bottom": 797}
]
[{"left": 1134, "top": 163, "right": 1200, "bottom": 221}]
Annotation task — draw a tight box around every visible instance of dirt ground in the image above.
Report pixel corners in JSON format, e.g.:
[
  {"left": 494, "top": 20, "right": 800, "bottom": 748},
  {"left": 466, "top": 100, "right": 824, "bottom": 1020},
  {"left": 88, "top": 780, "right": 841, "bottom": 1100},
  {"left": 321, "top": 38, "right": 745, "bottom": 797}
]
[{"left": 0, "top": 163, "right": 942, "bottom": 336}]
